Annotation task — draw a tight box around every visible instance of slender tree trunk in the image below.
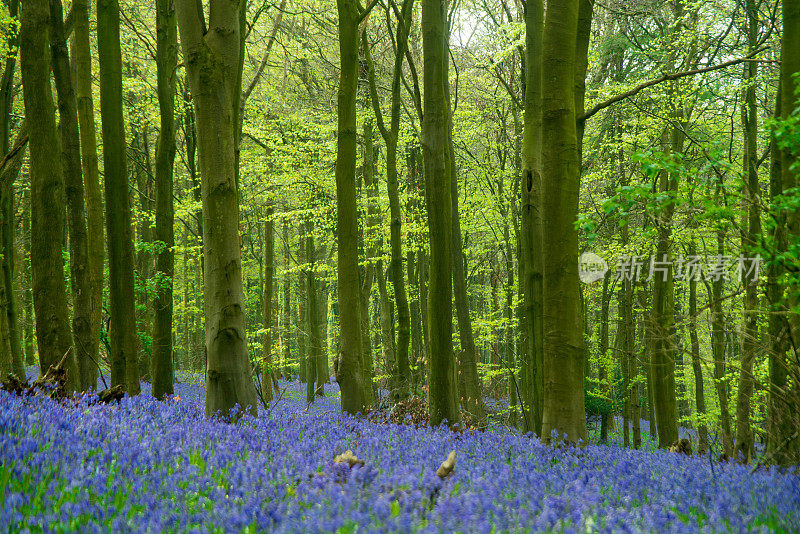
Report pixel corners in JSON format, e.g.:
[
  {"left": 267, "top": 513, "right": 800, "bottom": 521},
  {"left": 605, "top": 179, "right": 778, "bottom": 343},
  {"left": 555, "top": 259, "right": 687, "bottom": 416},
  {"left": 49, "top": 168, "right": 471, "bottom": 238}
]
[
  {"left": 283, "top": 218, "right": 291, "bottom": 379},
  {"left": 335, "top": 0, "right": 368, "bottom": 414},
  {"left": 261, "top": 208, "right": 277, "bottom": 401},
  {"left": 151, "top": 0, "right": 178, "bottom": 399},
  {"left": 710, "top": 226, "right": 733, "bottom": 457},
  {"left": 422, "top": 0, "right": 459, "bottom": 426},
  {"left": 540, "top": 0, "right": 586, "bottom": 444},
  {"left": 317, "top": 281, "right": 329, "bottom": 392},
  {"left": 49, "top": 0, "right": 94, "bottom": 391},
  {"left": 73, "top": 0, "right": 103, "bottom": 387},
  {"left": 377, "top": 259, "right": 397, "bottom": 397},
  {"left": 176, "top": 0, "right": 257, "bottom": 417},
  {"left": 359, "top": 118, "right": 377, "bottom": 403},
  {"left": 21, "top": 0, "right": 78, "bottom": 389},
  {"left": 688, "top": 253, "right": 708, "bottom": 454},
  {"left": 519, "top": 0, "right": 544, "bottom": 436},
  {"left": 97, "top": 0, "right": 140, "bottom": 394},
  {"left": 363, "top": 0, "right": 413, "bottom": 401},
  {"left": 599, "top": 272, "right": 612, "bottom": 442},
  {"left": 0, "top": 0, "right": 24, "bottom": 380},
  {"left": 305, "top": 219, "right": 322, "bottom": 402},
  {"left": 734, "top": 0, "right": 761, "bottom": 462}
]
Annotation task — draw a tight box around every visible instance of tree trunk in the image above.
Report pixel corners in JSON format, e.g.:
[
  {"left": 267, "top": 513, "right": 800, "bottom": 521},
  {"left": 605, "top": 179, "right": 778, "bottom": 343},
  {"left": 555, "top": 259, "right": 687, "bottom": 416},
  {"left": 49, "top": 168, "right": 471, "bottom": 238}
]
[
  {"left": 151, "top": 0, "right": 178, "bottom": 399},
  {"left": 710, "top": 227, "right": 733, "bottom": 457},
  {"left": 176, "top": 0, "right": 257, "bottom": 417},
  {"left": 519, "top": 0, "right": 544, "bottom": 436},
  {"left": 359, "top": 118, "right": 377, "bottom": 404},
  {"left": 446, "top": 71, "right": 485, "bottom": 426},
  {"left": 21, "top": 0, "right": 78, "bottom": 389},
  {"left": 734, "top": 0, "right": 761, "bottom": 462},
  {"left": 317, "top": 281, "right": 329, "bottom": 392},
  {"left": 377, "top": 259, "right": 397, "bottom": 398},
  {"left": 49, "top": 0, "right": 94, "bottom": 391},
  {"left": 335, "top": 0, "right": 369, "bottom": 414},
  {"left": 773, "top": 0, "right": 800, "bottom": 464},
  {"left": 97, "top": 0, "right": 140, "bottom": 394},
  {"left": 599, "top": 272, "right": 612, "bottom": 443},
  {"left": 0, "top": 0, "right": 24, "bottom": 380},
  {"left": 73, "top": 0, "right": 103, "bottom": 388},
  {"left": 306, "top": 219, "right": 319, "bottom": 404},
  {"left": 688, "top": 252, "right": 708, "bottom": 454},
  {"left": 422, "top": 0, "right": 459, "bottom": 427},
  {"left": 362, "top": 0, "right": 413, "bottom": 401},
  {"left": 282, "top": 218, "right": 291, "bottom": 379},
  {"left": 540, "top": 0, "right": 586, "bottom": 444},
  {"left": 261, "top": 208, "right": 277, "bottom": 401}
]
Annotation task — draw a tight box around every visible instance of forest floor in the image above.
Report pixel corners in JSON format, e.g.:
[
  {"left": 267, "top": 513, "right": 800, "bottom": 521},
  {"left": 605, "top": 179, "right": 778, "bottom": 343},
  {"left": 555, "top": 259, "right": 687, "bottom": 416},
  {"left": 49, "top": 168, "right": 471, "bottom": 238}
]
[{"left": 1, "top": 371, "right": 799, "bottom": 533}]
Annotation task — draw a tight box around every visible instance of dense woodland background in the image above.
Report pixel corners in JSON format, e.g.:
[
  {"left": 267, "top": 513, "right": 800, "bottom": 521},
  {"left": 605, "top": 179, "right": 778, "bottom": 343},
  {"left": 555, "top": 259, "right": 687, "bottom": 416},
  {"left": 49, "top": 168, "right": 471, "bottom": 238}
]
[{"left": 0, "top": 0, "right": 799, "bottom": 468}]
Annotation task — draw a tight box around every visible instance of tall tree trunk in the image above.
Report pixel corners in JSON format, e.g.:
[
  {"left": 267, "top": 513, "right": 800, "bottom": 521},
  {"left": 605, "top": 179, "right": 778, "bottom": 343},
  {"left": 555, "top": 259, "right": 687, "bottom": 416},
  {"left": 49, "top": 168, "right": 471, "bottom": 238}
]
[
  {"left": 98, "top": 0, "right": 140, "bottom": 394},
  {"left": 317, "top": 281, "right": 329, "bottom": 392},
  {"left": 377, "top": 259, "right": 397, "bottom": 397},
  {"left": 598, "top": 272, "right": 612, "bottom": 443},
  {"left": 282, "top": 218, "right": 291, "bottom": 379},
  {"left": 176, "top": 0, "right": 257, "bottom": 417},
  {"left": 21, "top": 0, "right": 78, "bottom": 389},
  {"left": 0, "top": 129, "right": 27, "bottom": 380},
  {"left": 422, "top": 0, "right": 459, "bottom": 426},
  {"left": 734, "top": 0, "right": 761, "bottom": 462},
  {"left": 73, "top": 0, "right": 103, "bottom": 387},
  {"left": 439, "top": 9, "right": 485, "bottom": 424},
  {"left": 152, "top": 0, "right": 178, "bottom": 398},
  {"left": 0, "top": 0, "right": 24, "bottom": 380},
  {"left": 363, "top": 0, "right": 413, "bottom": 401},
  {"left": 540, "top": 0, "right": 586, "bottom": 444},
  {"left": 50, "top": 0, "right": 94, "bottom": 391},
  {"left": 261, "top": 208, "right": 277, "bottom": 401},
  {"left": 520, "top": 0, "right": 544, "bottom": 436},
  {"left": 359, "top": 118, "right": 377, "bottom": 404},
  {"left": 305, "top": 219, "right": 320, "bottom": 402},
  {"left": 710, "top": 226, "right": 733, "bottom": 457},
  {"left": 773, "top": 0, "right": 800, "bottom": 463},
  {"left": 335, "top": 0, "right": 368, "bottom": 414},
  {"left": 688, "top": 250, "right": 708, "bottom": 454}
]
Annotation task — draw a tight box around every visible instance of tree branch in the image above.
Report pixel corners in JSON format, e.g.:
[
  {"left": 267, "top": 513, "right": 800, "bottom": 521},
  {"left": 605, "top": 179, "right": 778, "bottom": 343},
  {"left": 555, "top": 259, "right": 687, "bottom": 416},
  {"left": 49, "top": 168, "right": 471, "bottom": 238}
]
[{"left": 580, "top": 46, "right": 770, "bottom": 123}]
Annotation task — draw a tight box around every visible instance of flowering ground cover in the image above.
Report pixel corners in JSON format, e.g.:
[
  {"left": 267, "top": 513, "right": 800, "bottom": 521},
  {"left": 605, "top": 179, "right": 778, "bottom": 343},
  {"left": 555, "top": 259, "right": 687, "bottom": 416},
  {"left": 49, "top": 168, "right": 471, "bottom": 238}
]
[{"left": 1, "top": 375, "right": 799, "bottom": 533}]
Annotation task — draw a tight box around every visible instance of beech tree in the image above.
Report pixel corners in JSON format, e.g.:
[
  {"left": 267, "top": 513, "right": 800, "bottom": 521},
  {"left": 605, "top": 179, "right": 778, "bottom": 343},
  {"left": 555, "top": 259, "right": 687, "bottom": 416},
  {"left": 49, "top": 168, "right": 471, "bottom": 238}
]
[
  {"left": 98, "top": 0, "right": 140, "bottom": 394},
  {"left": 176, "top": 0, "right": 258, "bottom": 417},
  {"left": 21, "top": 0, "right": 79, "bottom": 390},
  {"left": 152, "top": 0, "right": 178, "bottom": 399},
  {"left": 539, "top": 0, "right": 587, "bottom": 443},
  {"left": 422, "top": 0, "right": 459, "bottom": 426}
]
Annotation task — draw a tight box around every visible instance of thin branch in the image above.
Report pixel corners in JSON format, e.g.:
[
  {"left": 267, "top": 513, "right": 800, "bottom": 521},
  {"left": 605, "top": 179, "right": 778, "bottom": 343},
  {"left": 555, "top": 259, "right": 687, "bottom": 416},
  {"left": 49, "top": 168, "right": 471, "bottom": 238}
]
[{"left": 580, "top": 47, "right": 769, "bottom": 123}]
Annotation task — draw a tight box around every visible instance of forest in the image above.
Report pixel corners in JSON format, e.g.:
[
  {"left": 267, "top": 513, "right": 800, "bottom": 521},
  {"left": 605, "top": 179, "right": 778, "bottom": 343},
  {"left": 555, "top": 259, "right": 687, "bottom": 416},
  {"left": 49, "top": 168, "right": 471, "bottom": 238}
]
[{"left": 1, "top": 0, "right": 800, "bottom": 531}]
